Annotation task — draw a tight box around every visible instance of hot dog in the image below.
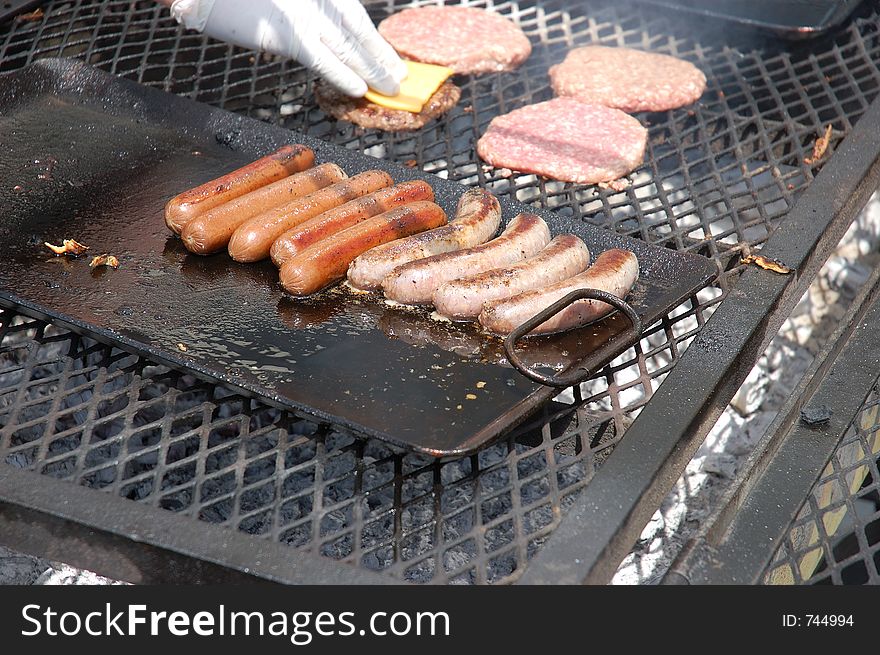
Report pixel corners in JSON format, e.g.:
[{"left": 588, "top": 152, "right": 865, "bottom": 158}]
[
  {"left": 181, "top": 163, "right": 346, "bottom": 255},
  {"left": 346, "top": 188, "right": 501, "bottom": 290},
  {"left": 228, "top": 170, "right": 394, "bottom": 263},
  {"left": 279, "top": 201, "right": 447, "bottom": 297},
  {"left": 164, "top": 144, "right": 314, "bottom": 234},
  {"left": 479, "top": 248, "right": 639, "bottom": 335},
  {"left": 433, "top": 235, "right": 591, "bottom": 320},
  {"left": 381, "top": 213, "right": 551, "bottom": 304},
  {"left": 269, "top": 180, "right": 434, "bottom": 267}
]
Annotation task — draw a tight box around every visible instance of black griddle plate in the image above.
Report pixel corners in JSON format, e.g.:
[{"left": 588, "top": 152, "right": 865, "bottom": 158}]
[{"left": 0, "top": 59, "right": 716, "bottom": 457}]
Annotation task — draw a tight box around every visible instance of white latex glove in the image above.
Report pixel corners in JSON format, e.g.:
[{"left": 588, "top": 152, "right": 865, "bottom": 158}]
[{"left": 169, "top": 0, "right": 407, "bottom": 97}]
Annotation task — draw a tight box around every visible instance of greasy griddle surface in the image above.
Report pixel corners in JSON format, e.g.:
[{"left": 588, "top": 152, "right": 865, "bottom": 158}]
[{"left": 0, "top": 59, "right": 716, "bottom": 456}]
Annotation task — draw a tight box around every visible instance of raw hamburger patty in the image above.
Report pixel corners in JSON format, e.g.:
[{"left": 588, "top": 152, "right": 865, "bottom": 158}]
[
  {"left": 315, "top": 80, "right": 461, "bottom": 132},
  {"left": 378, "top": 6, "right": 531, "bottom": 74},
  {"left": 476, "top": 98, "right": 647, "bottom": 184},
  {"left": 549, "top": 46, "right": 706, "bottom": 113}
]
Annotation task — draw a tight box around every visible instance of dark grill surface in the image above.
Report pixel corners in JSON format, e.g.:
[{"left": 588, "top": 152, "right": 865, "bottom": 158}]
[
  {"left": 2, "top": 0, "right": 880, "bottom": 583},
  {"left": 764, "top": 390, "right": 880, "bottom": 585}
]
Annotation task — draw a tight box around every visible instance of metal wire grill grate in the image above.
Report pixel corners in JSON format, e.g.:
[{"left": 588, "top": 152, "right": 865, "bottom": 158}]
[
  {"left": 0, "top": 309, "right": 640, "bottom": 583},
  {"left": 2, "top": 0, "right": 880, "bottom": 582},
  {"left": 764, "top": 388, "right": 880, "bottom": 585},
  {"left": 4, "top": 0, "right": 880, "bottom": 273}
]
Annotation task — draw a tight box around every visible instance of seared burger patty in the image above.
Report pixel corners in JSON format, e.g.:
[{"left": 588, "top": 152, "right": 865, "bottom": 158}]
[{"left": 315, "top": 80, "right": 461, "bottom": 132}]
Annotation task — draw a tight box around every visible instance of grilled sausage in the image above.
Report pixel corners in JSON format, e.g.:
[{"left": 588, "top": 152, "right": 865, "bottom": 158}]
[
  {"left": 164, "top": 144, "right": 314, "bottom": 234},
  {"left": 479, "top": 248, "right": 639, "bottom": 335},
  {"left": 181, "top": 163, "right": 346, "bottom": 255},
  {"left": 433, "top": 235, "right": 591, "bottom": 320},
  {"left": 347, "top": 188, "right": 501, "bottom": 290},
  {"left": 381, "top": 213, "right": 551, "bottom": 304},
  {"left": 270, "top": 180, "right": 434, "bottom": 267},
  {"left": 279, "top": 201, "right": 447, "bottom": 297},
  {"left": 228, "top": 170, "right": 394, "bottom": 263}
]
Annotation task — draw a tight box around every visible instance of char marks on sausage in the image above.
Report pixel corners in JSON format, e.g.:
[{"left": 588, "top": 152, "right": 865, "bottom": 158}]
[
  {"left": 164, "top": 144, "right": 314, "bottom": 234},
  {"left": 381, "top": 213, "right": 551, "bottom": 304},
  {"left": 432, "top": 234, "right": 591, "bottom": 320},
  {"left": 182, "top": 163, "right": 345, "bottom": 255},
  {"left": 228, "top": 169, "right": 393, "bottom": 263},
  {"left": 270, "top": 180, "right": 435, "bottom": 267},
  {"left": 279, "top": 201, "right": 447, "bottom": 297},
  {"left": 347, "top": 188, "right": 501, "bottom": 291},
  {"left": 479, "top": 248, "right": 639, "bottom": 335}
]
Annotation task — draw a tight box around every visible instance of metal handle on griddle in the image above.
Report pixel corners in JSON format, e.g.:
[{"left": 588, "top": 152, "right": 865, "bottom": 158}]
[{"left": 503, "top": 288, "right": 643, "bottom": 388}]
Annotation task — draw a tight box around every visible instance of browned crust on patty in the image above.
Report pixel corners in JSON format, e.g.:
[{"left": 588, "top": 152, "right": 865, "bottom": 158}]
[{"left": 314, "top": 81, "right": 461, "bottom": 132}]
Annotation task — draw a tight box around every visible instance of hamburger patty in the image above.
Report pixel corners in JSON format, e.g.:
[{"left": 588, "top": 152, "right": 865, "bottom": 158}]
[
  {"left": 314, "top": 80, "right": 461, "bottom": 132},
  {"left": 476, "top": 98, "right": 647, "bottom": 184},
  {"left": 549, "top": 46, "right": 706, "bottom": 113},
  {"left": 378, "top": 6, "right": 531, "bottom": 74}
]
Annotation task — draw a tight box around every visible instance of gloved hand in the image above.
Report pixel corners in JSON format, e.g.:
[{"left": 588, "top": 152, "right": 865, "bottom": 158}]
[{"left": 169, "top": 0, "right": 407, "bottom": 97}]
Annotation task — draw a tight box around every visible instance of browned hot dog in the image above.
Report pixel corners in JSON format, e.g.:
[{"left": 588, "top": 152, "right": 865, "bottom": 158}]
[
  {"left": 279, "top": 201, "right": 447, "bottom": 297},
  {"left": 381, "top": 213, "right": 551, "bottom": 304},
  {"left": 164, "top": 144, "right": 314, "bottom": 234},
  {"left": 347, "top": 188, "right": 502, "bottom": 291},
  {"left": 269, "top": 180, "right": 434, "bottom": 267},
  {"left": 228, "top": 170, "right": 394, "bottom": 263},
  {"left": 433, "top": 234, "right": 591, "bottom": 320},
  {"left": 181, "top": 163, "right": 346, "bottom": 255},
  {"left": 479, "top": 248, "right": 639, "bottom": 335}
]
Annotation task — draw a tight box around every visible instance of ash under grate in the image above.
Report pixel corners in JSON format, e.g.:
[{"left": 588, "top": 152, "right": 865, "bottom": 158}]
[{"left": 764, "top": 390, "right": 880, "bottom": 585}]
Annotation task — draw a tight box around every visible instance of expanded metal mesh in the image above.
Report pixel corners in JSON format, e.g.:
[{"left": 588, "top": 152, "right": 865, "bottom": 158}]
[
  {"left": 1, "top": 0, "right": 880, "bottom": 582},
  {"left": 0, "top": 309, "right": 637, "bottom": 583},
  {"left": 764, "top": 389, "right": 880, "bottom": 585}
]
